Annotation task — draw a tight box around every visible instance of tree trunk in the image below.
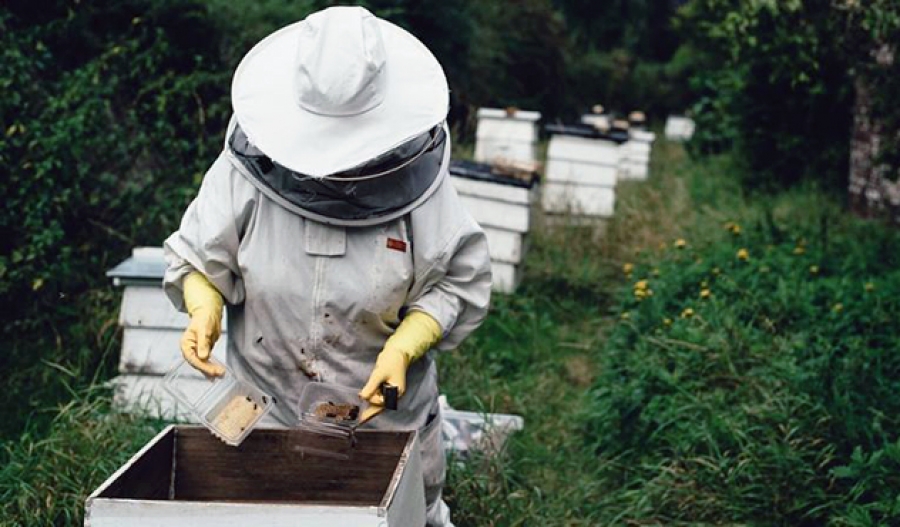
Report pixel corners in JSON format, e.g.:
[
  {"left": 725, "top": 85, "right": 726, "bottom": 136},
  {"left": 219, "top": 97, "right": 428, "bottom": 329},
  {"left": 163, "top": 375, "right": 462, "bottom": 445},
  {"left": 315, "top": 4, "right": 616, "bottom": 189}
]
[{"left": 848, "top": 45, "right": 898, "bottom": 221}]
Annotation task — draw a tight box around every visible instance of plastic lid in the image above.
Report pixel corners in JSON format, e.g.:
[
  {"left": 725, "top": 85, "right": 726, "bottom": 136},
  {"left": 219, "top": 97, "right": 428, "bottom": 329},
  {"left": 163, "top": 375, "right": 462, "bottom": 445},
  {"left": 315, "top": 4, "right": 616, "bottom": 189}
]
[{"left": 163, "top": 358, "right": 274, "bottom": 446}]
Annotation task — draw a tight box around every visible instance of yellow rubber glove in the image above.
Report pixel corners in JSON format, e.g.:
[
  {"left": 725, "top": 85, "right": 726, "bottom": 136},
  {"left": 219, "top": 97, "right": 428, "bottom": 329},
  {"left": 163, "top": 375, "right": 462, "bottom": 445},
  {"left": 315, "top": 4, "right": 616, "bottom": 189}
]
[
  {"left": 181, "top": 271, "right": 226, "bottom": 377},
  {"left": 358, "top": 310, "right": 442, "bottom": 424}
]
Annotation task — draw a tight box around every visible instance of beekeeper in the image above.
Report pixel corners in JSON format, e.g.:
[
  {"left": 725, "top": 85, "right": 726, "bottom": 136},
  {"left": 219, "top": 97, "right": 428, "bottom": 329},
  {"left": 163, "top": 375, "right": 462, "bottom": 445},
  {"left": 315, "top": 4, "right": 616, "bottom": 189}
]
[{"left": 161, "top": 6, "right": 491, "bottom": 526}]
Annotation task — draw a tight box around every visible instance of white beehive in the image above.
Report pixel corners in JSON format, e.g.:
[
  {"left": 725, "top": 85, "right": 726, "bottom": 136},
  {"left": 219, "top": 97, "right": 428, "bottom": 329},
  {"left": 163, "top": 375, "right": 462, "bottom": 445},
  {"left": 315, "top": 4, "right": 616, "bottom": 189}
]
[
  {"left": 450, "top": 160, "right": 538, "bottom": 294},
  {"left": 581, "top": 113, "right": 610, "bottom": 131},
  {"left": 664, "top": 115, "right": 696, "bottom": 141},
  {"left": 474, "top": 107, "right": 541, "bottom": 165},
  {"left": 618, "top": 129, "right": 655, "bottom": 181},
  {"left": 84, "top": 425, "right": 425, "bottom": 526},
  {"left": 107, "top": 247, "right": 229, "bottom": 419},
  {"left": 543, "top": 125, "right": 625, "bottom": 219}
]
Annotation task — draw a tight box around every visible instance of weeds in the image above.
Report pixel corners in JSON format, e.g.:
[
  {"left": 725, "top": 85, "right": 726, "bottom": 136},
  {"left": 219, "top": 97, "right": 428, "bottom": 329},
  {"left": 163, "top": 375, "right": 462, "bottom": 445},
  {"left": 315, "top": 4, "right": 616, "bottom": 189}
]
[{"left": 0, "top": 388, "right": 164, "bottom": 526}]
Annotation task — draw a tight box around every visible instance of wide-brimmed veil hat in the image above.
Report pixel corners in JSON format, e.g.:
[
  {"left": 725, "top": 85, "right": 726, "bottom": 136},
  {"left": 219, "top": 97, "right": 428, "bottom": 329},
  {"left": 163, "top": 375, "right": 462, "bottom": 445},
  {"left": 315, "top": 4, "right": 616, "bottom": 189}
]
[{"left": 231, "top": 6, "right": 449, "bottom": 178}]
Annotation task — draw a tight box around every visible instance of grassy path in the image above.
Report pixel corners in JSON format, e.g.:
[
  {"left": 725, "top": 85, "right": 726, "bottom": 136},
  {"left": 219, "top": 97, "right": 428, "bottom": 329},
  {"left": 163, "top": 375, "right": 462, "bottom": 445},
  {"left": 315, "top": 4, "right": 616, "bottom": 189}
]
[{"left": 441, "top": 140, "right": 702, "bottom": 525}]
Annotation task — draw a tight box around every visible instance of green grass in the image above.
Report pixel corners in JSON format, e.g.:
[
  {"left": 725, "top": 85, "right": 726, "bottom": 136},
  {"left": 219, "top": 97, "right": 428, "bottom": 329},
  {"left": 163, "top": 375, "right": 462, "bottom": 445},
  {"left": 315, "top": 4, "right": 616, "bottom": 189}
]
[
  {"left": 4, "top": 139, "right": 900, "bottom": 525},
  {"left": 440, "top": 141, "right": 900, "bottom": 525},
  {"left": 0, "top": 388, "right": 165, "bottom": 526}
]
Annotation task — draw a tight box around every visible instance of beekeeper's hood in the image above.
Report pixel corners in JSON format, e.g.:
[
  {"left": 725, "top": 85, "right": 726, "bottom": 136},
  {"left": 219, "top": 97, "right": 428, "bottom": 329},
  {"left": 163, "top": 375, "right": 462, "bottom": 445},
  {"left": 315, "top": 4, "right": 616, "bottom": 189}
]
[{"left": 227, "top": 6, "right": 450, "bottom": 226}]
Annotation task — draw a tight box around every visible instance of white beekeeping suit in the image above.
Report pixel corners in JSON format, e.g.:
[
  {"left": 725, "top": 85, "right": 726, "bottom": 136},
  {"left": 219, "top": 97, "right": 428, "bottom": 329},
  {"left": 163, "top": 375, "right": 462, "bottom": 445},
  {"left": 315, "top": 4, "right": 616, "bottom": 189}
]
[{"left": 161, "top": 7, "right": 491, "bottom": 526}]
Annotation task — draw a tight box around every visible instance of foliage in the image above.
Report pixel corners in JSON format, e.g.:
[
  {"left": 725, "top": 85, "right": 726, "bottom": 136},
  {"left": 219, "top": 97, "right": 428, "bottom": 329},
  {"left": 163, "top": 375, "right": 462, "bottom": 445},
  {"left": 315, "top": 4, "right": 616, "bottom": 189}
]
[
  {"left": 0, "top": 389, "right": 164, "bottom": 526},
  {"left": 447, "top": 139, "right": 900, "bottom": 525},
  {"left": 679, "top": 0, "right": 900, "bottom": 191},
  {"left": 0, "top": 0, "right": 233, "bottom": 438}
]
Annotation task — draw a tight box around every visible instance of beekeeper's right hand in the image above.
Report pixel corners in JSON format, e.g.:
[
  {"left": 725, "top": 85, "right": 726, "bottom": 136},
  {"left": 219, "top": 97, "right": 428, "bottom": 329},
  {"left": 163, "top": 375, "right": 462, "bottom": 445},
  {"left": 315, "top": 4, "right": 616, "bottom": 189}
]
[{"left": 181, "top": 271, "right": 226, "bottom": 377}]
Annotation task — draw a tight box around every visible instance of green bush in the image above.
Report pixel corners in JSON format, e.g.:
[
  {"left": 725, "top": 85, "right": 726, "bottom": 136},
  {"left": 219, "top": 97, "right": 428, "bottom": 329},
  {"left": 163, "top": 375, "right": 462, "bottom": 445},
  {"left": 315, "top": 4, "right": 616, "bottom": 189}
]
[
  {"left": 0, "top": 0, "right": 233, "bottom": 438},
  {"left": 584, "top": 212, "right": 900, "bottom": 524},
  {"left": 678, "top": 0, "right": 900, "bottom": 191}
]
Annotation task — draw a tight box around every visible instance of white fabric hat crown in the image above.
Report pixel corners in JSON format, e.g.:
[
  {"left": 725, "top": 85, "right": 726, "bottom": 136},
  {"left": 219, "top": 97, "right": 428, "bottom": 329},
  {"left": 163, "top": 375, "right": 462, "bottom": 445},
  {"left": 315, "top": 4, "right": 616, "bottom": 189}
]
[
  {"left": 232, "top": 6, "right": 449, "bottom": 178},
  {"left": 294, "top": 8, "right": 386, "bottom": 116}
]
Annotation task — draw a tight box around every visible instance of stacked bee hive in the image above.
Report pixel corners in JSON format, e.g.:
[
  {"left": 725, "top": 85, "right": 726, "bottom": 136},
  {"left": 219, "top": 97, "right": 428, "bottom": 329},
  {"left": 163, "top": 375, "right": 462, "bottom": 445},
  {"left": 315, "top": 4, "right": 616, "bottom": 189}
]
[
  {"left": 106, "top": 247, "right": 229, "bottom": 419},
  {"left": 474, "top": 107, "right": 541, "bottom": 166},
  {"left": 450, "top": 160, "right": 538, "bottom": 294},
  {"left": 542, "top": 123, "right": 627, "bottom": 221}
]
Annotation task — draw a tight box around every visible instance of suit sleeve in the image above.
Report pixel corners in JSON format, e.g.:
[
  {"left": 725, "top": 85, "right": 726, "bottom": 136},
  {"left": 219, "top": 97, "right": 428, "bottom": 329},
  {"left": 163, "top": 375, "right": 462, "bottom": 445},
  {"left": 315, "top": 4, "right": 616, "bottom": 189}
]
[
  {"left": 162, "top": 152, "right": 256, "bottom": 311},
  {"left": 407, "top": 179, "right": 492, "bottom": 350}
]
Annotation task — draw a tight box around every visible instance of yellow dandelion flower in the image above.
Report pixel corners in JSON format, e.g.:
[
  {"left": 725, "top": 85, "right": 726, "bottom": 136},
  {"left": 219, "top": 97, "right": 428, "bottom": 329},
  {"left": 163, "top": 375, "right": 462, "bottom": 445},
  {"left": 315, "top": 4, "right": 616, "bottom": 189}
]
[
  {"left": 724, "top": 222, "right": 742, "bottom": 235},
  {"left": 700, "top": 288, "right": 711, "bottom": 299},
  {"left": 681, "top": 308, "right": 695, "bottom": 319},
  {"left": 832, "top": 303, "right": 843, "bottom": 313},
  {"left": 809, "top": 265, "right": 819, "bottom": 275},
  {"left": 663, "top": 317, "right": 673, "bottom": 326},
  {"left": 634, "top": 289, "right": 647, "bottom": 300},
  {"left": 865, "top": 282, "right": 875, "bottom": 292},
  {"left": 793, "top": 246, "right": 806, "bottom": 255},
  {"left": 623, "top": 263, "right": 634, "bottom": 275},
  {"left": 674, "top": 239, "right": 687, "bottom": 249},
  {"left": 712, "top": 267, "right": 721, "bottom": 275},
  {"left": 634, "top": 279, "right": 649, "bottom": 291},
  {"left": 737, "top": 248, "right": 750, "bottom": 261},
  {"left": 620, "top": 312, "right": 631, "bottom": 320}
]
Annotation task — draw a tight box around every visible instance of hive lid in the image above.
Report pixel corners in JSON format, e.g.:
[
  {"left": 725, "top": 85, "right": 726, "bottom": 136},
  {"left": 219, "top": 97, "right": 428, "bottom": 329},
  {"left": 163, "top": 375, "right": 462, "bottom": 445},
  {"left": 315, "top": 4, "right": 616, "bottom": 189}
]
[
  {"left": 449, "top": 159, "right": 538, "bottom": 189},
  {"left": 545, "top": 123, "right": 629, "bottom": 144},
  {"left": 106, "top": 247, "right": 167, "bottom": 286},
  {"left": 476, "top": 107, "right": 541, "bottom": 122}
]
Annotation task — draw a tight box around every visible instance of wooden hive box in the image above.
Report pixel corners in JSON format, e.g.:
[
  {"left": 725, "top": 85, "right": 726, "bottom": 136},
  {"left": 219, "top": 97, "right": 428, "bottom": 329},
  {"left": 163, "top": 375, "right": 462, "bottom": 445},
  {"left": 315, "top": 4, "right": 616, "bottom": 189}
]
[
  {"left": 85, "top": 425, "right": 425, "bottom": 526},
  {"left": 474, "top": 107, "right": 541, "bottom": 165},
  {"left": 664, "top": 115, "right": 695, "bottom": 141},
  {"left": 450, "top": 159, "right": 539, "bottom": 294},
  {"left": 617, "top": 129, "right": 655, "bottom": 181},
  {"left": 542, "top": 124, "right": 627, "bottom": 219},
  {"left": 107, "top": 248, "right": 228, "bottom": 420}
]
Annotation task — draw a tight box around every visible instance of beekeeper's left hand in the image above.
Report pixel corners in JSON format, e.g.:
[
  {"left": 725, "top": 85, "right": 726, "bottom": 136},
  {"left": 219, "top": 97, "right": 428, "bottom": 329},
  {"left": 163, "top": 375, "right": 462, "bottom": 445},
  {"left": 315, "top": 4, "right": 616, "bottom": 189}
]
[{"left": 359, "top": 310, "right": 442, "bottom": 409}]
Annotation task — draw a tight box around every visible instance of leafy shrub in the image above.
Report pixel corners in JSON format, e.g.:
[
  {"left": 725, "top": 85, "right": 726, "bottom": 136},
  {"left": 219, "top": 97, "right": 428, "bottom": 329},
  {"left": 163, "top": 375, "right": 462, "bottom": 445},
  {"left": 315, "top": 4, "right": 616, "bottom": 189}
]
[
  {"left": 678, "top": 0, "right": 900, "bottom": 191},
  {"left": 0, "top": 0, "right": 233, "bottom": 437},
  {"left": 584, "top": 214, "right": 900, "bottom": 524}
]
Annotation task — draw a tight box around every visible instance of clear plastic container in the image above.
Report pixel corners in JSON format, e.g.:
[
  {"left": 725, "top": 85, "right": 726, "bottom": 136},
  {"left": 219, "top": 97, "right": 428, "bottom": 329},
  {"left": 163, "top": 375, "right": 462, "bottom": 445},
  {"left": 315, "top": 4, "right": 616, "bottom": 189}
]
[
  {"left": 162, "top": 358, "right": 274, "bottom": 447},
  {"left": 296, "top": 382, "right": 365, "bottom": 438}
]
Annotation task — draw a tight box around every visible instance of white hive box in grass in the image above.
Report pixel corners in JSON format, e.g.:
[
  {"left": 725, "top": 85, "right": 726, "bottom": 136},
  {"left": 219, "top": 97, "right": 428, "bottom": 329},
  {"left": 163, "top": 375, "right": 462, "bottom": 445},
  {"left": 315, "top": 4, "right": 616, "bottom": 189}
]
[
  {"left": 664, "top": 115, "right": 696, "bottom": 141},
  {"left": 107, "top": 247, "right": 228, "bottom": 420},
  {"left": 474, "top": 107, "right": 541, "bottom": 165},
  {"left": 543, "top": 124, "right": 628, "bottom": 219},
  {"left": 450, "top": 159, "right": 539, "bottom": 294},
  {"left": 618, "top": 129, "right": 655, "bottom": 181},
  {"left": 84, "top": 425, "right": 425, "bottom": 527}
]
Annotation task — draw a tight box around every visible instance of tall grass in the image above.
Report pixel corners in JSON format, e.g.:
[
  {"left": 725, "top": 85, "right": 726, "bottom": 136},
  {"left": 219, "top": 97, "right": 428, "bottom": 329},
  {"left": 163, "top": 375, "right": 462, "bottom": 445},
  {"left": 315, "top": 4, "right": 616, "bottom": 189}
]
[{"left": 0, "top": 388, "right": 164, "bottom": 526}]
